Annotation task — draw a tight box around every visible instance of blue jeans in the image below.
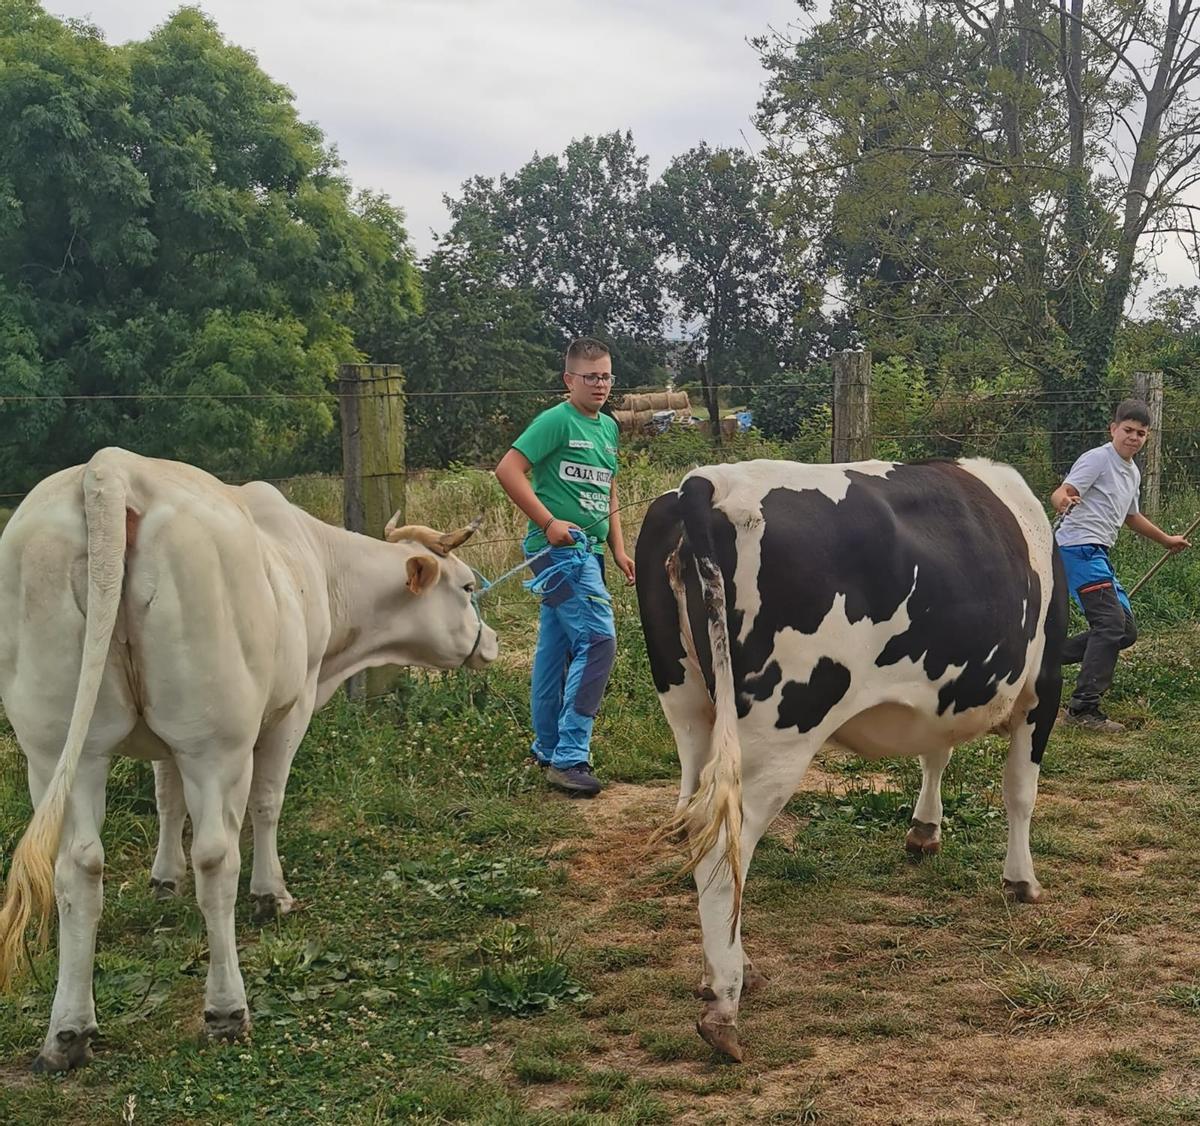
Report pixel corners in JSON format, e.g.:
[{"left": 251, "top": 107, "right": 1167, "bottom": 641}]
[{"left": 526, "top": 548, "right": 616, "bottom": 769}]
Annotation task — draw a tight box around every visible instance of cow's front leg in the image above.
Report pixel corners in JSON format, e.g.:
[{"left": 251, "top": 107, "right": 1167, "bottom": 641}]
[
  {"left": 906, "top": 746, "right": 952, "bottom": 858},
  {"left": 1002, "top": 722, "right": 1043, "bottom": 903},
  {"left": 177, "top": 750, "right": 254, "bottom": 1042},
  {"left": 248, "top": 698, "right": 314, "bottom": 921},
  {"left": 150, "top": 758, "right": 187, "bottom": 899},
  {"left": 33, "top": 754, "right": 110, "bottom": 1073}
]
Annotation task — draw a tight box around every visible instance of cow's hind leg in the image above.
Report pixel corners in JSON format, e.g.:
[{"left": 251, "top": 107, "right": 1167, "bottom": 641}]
[
  {"left": 906, "top": 747, "right": 952, "bottom": 858},
  {"left": 657, "top": 670, "right": 719, "bottom": 996},
  {"left": 176, "top": 748, "right": 254, "bottom": 1041},
  {"left": 150, "top": 758, "right": 188, "bottom": 899},
  {"left": 33, "top": 754, "right": 111, "bottom": 1073},
  {"left": 694, "top": 755, "right": 816, "bottom": 1061},
  {"left": 248, "top": 697, "right": 315, "bottom": 921},
  {"left": 658, "top": 672, "right": 714, "bottom": 822}
]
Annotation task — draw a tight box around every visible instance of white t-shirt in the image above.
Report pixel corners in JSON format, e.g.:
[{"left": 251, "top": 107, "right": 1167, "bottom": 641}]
[{"left": 1056, "top": 442, "right": 1140, "bottom": 548}]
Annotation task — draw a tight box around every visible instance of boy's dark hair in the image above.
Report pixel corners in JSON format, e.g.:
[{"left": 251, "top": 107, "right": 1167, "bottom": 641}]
[
  {"left": 1114, "top": 398, "right": 1152, "bottom": 426},
  {"left": 565, "top": 338, "right": 610, "bottom": 366}
]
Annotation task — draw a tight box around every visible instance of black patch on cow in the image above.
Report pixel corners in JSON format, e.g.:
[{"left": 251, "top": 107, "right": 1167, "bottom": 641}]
[
  {"left": 634, "top": 492, "right": 688, "bottom": 694},
  {"left": 743, "top": 660, "right": 782, "bottom": 707},
  {"left": 739, "top": 462, "right": 1042, "bottom": 718},
  {"left": 776, "top": 657, "right": 851, "bottom": 732},
  {"left": 1026, "top": 542, "right": 1068, "bottom": 764}
]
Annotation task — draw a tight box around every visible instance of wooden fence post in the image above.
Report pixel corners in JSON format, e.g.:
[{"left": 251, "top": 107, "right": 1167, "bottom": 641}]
[
  {"left": 832, "top": 351, "right": 872, "bottom": 462},
  {"left": 1132, "top": 370, "right": 1163, "bottom": 518},
  {"left": 339, "top": 363, "right": 406, "bottom": 699}
]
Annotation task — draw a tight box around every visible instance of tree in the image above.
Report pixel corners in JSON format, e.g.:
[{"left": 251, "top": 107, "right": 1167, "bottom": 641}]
[
  {"left": 395, "top": 241, "right": 559, "bottom": 468},
  {"left": 757, "top": 0, "right": 1200, "bottom": 468},
  {"left": 651, "top": 144, "right": 808, "bottom": 439},
  {"left": 442, "top": 131, "right": 665, "bottom": 382},
  {"left": 0, "top": 3, "right": 420, "bottom": 490}
]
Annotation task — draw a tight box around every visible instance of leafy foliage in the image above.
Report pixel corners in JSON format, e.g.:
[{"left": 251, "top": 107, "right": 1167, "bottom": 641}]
[
  {"left": 756, "top": 0, "right": 1200, "bottom": 470},
  {"left": 0, "top": 4, "right": 419, "bottom": 490}
]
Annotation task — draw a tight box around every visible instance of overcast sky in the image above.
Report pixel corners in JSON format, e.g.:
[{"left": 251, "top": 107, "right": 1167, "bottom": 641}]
[{"left": 50, "top": 0, "right": 806, "bottom": 256}]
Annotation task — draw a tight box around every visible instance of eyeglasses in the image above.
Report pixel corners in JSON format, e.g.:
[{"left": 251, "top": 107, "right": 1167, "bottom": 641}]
[{"left": 567, "top": 372, "right": 615, "bottom": 386}]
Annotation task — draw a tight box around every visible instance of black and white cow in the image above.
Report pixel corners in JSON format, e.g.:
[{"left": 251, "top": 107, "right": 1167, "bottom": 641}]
[{"left": 635, "top": 458, "right": 1067, "bottom": 1061}]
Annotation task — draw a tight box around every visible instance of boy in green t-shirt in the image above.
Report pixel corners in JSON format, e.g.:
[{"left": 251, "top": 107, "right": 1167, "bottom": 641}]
[{"left": 495, "top": 338, "right": 635, "bottom": 796}]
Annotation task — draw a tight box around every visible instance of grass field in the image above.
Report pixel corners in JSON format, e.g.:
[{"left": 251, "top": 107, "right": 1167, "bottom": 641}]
[{"left": 1, "top": 466, "right": 1199, "bottom": 1124}]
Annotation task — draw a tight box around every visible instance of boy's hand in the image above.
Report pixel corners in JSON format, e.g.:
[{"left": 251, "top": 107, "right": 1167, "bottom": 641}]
[
  {"left": 1056, "top": 494, "right": 1081, "bottom": 516},
  {"left": 545, "top": 519, "right": 580, "bottom": 547},
  {"left": 1164, "top": 534, "right": 1191, "bottom": 554},
  {"left": 613, "top": 549, "right": 636, "bottom": 585}
]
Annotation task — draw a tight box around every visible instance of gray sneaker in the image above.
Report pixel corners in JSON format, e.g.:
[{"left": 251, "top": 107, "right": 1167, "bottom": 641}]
[
  {"left": 1062, "top": 707, "right": 1126, "bottom": 734},
  {"left": 546, "top": 762, "right": 602, "bottom": 797}
]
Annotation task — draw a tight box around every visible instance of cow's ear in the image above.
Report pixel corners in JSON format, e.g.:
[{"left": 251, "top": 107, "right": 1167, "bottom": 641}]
[{"left": 406, "top": 554, "right": 440, "bottom": 595}]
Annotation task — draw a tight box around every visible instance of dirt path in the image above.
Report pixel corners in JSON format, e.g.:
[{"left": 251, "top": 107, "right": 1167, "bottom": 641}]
[{"left": 493, "top": 774, "right": 1200, "bottom": 1124}]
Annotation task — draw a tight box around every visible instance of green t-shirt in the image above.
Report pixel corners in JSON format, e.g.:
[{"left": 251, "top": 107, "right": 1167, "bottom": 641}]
[{"left": 512, "top": 401, "right": 619, "bottom": 554}]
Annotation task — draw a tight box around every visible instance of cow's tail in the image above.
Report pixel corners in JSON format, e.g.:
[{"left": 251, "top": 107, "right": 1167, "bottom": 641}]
[
  {"left": 668, "top": 474, "right": 744, "bottom": 938},
  {"left": 0, "top": 454, "right": 127, "bottom": 990}
]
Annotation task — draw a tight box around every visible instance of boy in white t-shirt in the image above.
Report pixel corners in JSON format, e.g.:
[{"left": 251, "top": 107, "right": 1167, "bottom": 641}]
[{"left": 1050, "top": 399, "right": 1191, "bottom": 732}]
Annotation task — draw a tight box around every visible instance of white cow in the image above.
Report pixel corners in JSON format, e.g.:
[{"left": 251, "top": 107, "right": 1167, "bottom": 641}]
[{"left": 0, "top": 447, "right": 498, "bottom": 1071}]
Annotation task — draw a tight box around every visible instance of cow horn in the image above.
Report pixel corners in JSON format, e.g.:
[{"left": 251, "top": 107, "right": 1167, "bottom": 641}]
[
  {"left": 383, "top": 513, "right": 483, "bottom": 557},
  {"left": 440, "top": 514, "right": 484, "bottom": 552}
]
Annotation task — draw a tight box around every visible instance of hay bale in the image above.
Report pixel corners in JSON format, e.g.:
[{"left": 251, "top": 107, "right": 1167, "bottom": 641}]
[
  {"left": 617, "top": 390, "right": 690, "bottom": 414},
  {"left": 613, "top": 408, "right": 662, "bottom": 433}
]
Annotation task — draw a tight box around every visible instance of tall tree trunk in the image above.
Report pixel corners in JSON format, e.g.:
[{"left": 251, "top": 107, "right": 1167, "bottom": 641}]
[
  {"left": 704, "top": 287, "right": 724, "bottom": 448},
  {"left": 1054, "top": 0, "right": 1107, "bottom": 470}
]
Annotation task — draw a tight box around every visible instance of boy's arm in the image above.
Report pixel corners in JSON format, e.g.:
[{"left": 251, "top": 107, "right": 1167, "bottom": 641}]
[
  {"left": 607, "top": 480, "right": 635, "bottom": 584},
  {"left": 1051, "top": 447, "right": 1104, "bottom": 515},
  {"left": 1124, "top": 511, "right": 1191, "bottom": 553},
  {"left": 1050, "top": 482, "right": 1081, "bottom": 516},
  {"left": 495, "top": 448, "right": 578, "bottom": 547}
]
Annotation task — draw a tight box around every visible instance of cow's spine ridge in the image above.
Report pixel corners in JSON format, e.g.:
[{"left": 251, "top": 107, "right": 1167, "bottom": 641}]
[
  {"left": 0, "top": 450, "right": 128, "bottom": 989},
  {"left": 677, "top": 474, "right": 744, "bottom": 938}
]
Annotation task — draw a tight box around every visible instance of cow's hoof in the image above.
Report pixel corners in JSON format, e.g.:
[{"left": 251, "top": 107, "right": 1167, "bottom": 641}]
[
  {"left": 150, "top": 877, "right": 178, "bottom": 900},
  {"left": 905, "top": 820, "right": 941, "bottom": 859},
  {"left": 32, "top": 1025, "right": 99, "bottom": 1072},
  {"left": 250, "top": 893, "right": 278, "bottom": 923},
  {"left": 250, "top": 891, "right": 296, "bottom": 922},
  {"left": 204, "top": 1007, "right": 249, "bottom": 1043},
  {"left": 1002, "top": 878, "right": 1044, "bottom": 904},
  {"left": 696, "top": 1018, "right": 743, "bottom": 1062},
  {"left": 742, "top": 965, "right": 770, "bottom": 995}
]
